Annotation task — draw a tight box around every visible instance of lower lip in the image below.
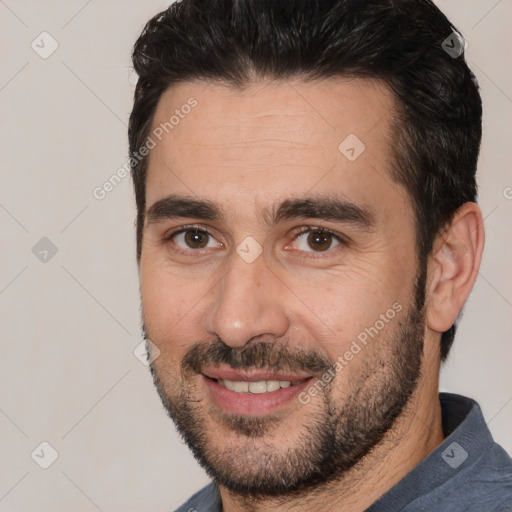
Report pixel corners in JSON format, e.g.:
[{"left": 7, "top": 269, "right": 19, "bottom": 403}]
[{"left": 202, "top": 375, "right": 313, "bottom": 416}]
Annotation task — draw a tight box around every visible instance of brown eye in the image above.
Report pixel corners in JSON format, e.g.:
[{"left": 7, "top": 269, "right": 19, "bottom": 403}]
[
  {"left": 184, "top": 230, "right": 209, "bottom": 249},
  {"left": 292, "top": 229, "right": 342, "bottom": 253},
  {"left": 170, "top": 228, "right": 221, "bottom": 251},
  {"left": 306, "top": 231, "right": 333, "bottom": 251}
]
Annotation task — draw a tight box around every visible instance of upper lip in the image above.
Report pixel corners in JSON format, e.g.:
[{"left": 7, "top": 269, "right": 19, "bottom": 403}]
[{"left": 202, "top": 365, "right": 312, "bottom": 382}]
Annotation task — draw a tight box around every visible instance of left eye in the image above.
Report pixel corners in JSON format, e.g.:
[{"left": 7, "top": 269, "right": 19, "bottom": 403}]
[{"left": 293, "top": 229, "right": 342, "bottom": 252}]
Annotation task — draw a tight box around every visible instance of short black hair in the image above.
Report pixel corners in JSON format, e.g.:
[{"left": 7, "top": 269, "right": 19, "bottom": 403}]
[{"left": 129, "top": 0, "right": 482, "bottom": 362}]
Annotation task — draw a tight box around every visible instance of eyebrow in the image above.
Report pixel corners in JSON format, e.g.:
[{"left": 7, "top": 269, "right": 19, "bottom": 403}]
[{"left": 145, "top": 193, "right": 376, "bottom": 230}]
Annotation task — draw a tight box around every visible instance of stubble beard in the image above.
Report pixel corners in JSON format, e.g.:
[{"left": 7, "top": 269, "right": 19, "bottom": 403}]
[{"left": 145, "top": 267, "right": 426, "bottom": 500}]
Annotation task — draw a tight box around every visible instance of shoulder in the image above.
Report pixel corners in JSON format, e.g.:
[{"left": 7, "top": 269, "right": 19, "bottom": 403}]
[
  {"left": 174, "top": 482, "right": 221, "bottom": 512},
  {"left": 473, "top": 442, "right": 512, "bottom": 510},
  {"left": 433, "top": 394, "right": 512, "bottom": 510},
  {"left": 370, "top": 394, "right": 512, "bottom": 512},
  {"left": 398, "top": 441, "right": 512, "bottom": 512},
  {"left": 416, "top": 435, "right": 512, "bottom": 511}
]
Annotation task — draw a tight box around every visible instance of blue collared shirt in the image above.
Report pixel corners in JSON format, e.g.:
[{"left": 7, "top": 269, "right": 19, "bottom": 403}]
[{"left": 175, "top": 393, "right": 512, "bottom": 511}]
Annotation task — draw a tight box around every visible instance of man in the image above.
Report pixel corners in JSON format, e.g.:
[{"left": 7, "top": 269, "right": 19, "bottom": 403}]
[{"left": 128, "top": 0, "right": 512, "bottom": 510}]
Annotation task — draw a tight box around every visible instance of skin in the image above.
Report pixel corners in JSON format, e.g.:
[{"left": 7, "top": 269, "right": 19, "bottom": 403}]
[{"left": 138, "top": 78, "right": 484, "bottom": 511}]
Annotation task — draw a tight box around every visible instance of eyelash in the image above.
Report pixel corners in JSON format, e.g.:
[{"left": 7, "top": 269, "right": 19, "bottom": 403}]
[
  {"left": 291, "top": 226, "right": 347, "bottom": 256},
  {"left": 163, "top": 224, "right": 215, "bottom": 251},
  {"left": 163, "top": 224, "right": 347, "bottom": 256}
]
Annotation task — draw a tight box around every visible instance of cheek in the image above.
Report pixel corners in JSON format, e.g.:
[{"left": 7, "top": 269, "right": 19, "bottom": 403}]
[
  {"left": 288, "top": 262, "right": 409, "bottom": 359},
  {"left": 139, "top": 264, "right": 208, "bottom": 354}
]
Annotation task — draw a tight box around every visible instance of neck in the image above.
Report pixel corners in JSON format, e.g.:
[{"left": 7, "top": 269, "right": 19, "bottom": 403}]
[{"left": 219, "top": 363, "right": 444, "bottom": 512}]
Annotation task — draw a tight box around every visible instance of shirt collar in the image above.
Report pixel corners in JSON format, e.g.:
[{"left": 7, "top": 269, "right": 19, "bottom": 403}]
[{"left": 367, "top": 392, "right": 494, "bottom": 511}]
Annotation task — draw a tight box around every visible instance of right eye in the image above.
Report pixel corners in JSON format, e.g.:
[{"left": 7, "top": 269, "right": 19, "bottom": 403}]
[{"left": 166, "top": 227, "right": 223, "bottom": 252}]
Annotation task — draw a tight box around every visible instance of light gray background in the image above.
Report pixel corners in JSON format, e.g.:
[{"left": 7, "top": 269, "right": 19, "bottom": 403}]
[{"left": 0, "top": 1, "right": 510, "bottom": 510}]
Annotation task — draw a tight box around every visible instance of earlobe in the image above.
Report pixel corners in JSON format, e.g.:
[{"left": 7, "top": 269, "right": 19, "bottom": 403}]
[{"left": 426, "top": 203, "right": 485, "bottom": 334}]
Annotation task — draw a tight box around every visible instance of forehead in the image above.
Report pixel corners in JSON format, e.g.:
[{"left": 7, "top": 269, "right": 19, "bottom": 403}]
[
  {"left": 150, "top": 77, "right": 395, "bottom": 153},
  {"left": 145, "top": 77, "right": 407, "bottom": 222}
]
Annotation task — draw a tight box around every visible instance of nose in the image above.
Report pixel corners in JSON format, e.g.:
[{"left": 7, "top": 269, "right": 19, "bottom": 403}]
[{"left": 203, "top": 250, "right": 290, "bottom": 349}]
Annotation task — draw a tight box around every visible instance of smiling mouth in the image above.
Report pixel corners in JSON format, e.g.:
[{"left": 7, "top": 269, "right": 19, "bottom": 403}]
[
  {"left": 214, "top": 378, "right": 308, "bottom": 394},
  {"left": 200, "top": 369, "right": 314, "bottom": 415},
  {"left": 201, "top": 365, "right": 313, "bottom": 402}
]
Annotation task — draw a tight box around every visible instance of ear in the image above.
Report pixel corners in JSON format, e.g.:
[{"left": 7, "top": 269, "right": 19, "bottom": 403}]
[{"left": 426, "top": 202, "right": 485, "bottom": 334}]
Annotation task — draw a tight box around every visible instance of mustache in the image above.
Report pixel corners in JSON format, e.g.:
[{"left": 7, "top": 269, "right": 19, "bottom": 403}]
[{"left": 181, "top": 338, "right": 333, "bottom": 377}]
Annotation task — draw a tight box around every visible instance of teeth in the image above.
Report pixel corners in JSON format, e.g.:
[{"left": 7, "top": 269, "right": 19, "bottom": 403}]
[
  {"left": 249, "top": 381, "right": 267, "bottom": 394},
  {"left": 233, "top": 381, "right": 249, "bottom": 393},
  {"left": 266, "top": 380, "right": 281, "bottom": 392},
  {"left": 219, "top": 379, "right": 294, "bottom": 393},
  {"left": 223, "top": 379, "right": 235, "bottom": 391}
]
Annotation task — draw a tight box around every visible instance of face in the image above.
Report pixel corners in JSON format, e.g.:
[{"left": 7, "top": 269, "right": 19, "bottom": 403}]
[{"left": 139, "top": 78, "right": 426, "bottom": 497}]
